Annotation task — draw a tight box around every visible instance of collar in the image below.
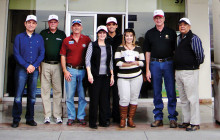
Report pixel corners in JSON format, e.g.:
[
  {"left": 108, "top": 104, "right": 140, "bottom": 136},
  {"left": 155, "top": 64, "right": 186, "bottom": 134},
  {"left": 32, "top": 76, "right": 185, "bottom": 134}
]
[
  {"left": 178, "top": 30, "right": 192, "bottom": 39},
  {"left": 47, "top": 28, "right": 58, "bottom": 34},
  {"left": 24, "top": 31, "right": 35, "bottom": 37},
  {"left": 70, "top": 33, "right": 83, "bottom": 40}
]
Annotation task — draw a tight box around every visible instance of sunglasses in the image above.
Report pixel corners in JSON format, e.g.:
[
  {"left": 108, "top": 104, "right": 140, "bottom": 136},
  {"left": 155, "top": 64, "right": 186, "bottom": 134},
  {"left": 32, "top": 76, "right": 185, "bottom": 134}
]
[{"left": 72, "top": 20, "right": 81, "bottom": 24}]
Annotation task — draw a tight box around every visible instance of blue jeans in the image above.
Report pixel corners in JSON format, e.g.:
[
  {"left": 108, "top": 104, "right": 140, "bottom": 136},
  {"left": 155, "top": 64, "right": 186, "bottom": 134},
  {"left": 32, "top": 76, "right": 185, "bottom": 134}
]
[
  {"left": 12, "top": 64, "right": 39, "bottom": 122},
  {"left": 65, "top": 67, "right": 87, "bottom": 120},
  {"left": 150, "top": 60, "right": 178, "bottom": 121}
]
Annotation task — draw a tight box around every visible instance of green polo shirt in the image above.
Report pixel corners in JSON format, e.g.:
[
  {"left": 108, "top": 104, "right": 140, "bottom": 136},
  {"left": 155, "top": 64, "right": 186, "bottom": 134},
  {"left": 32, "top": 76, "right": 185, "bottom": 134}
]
[{"left": 40, "top": 29, "right": 66, "bottom": 61}]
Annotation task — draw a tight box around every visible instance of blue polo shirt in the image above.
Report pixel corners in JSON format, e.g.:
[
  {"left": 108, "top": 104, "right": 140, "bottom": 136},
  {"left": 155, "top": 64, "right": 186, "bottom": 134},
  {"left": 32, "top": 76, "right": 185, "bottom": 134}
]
[{"left": 13, "top": 32, "right": 45, "bottom": 69}]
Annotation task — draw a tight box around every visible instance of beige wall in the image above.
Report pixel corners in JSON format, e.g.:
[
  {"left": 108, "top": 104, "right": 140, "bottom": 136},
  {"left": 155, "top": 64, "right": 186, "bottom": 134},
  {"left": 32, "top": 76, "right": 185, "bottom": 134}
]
[
  {"left": 186, "top": 0, "right": 212, "bottom": 99},
  {"left": 0, "top": 0, "right": 8, "bottom": 101}
]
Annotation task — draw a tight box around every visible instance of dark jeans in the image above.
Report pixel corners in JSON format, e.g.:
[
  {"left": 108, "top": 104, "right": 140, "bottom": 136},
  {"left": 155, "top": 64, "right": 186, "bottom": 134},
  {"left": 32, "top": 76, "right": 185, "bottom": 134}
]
[
  {"left": 89, "top": 75, "right": 110, "bottom": 126},
  {"left": 150, "top": 60, "right": 178, "bottom": 121},
  {"left": 12, "top": 64, "right": 38, "bottom": 122}
]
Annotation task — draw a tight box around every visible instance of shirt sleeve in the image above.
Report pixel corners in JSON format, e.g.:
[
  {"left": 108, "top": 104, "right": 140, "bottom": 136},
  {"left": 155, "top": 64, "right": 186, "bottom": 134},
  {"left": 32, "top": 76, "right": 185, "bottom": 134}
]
[
  {"left": 191, "top": 35, "right": 204, "bottom": 64},
  {"left": 85, "top": 42, "right": 93, "bottom": 67},
  {"left": 137, "top": 47, "right": 145, "bottom": 67},
  {"left": 60, "top": 38, "right": 67, "bottom": 56},
  {"left": 13, "top": 35, "right": 30, "bottom": 69},
  {"left": 33, "top": 35, "right": 45, "bottom": 68},
  {"left": 143, "top": 31, "right": 151, "bottom": 53},
  {"left": 110, "top": 45, "right": 113, "bottom": 70},
  {"left": 114, "top": 46, "right": 124, "bottom": 67}
]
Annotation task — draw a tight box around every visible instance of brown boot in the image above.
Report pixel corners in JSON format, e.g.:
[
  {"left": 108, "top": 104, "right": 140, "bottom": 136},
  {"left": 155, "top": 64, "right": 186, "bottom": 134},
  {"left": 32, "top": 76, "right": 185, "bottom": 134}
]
[
  {"left": 127, "top": 104, "right": 137, "bottom": 128},
  {"left": 119, "top": 106, "right": 128, "bottom": 128}
]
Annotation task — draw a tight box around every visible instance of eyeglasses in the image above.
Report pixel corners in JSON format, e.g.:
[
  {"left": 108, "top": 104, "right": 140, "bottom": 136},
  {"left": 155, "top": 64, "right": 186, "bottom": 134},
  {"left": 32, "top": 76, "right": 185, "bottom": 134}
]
[{"left": 72, "top": 20, "right": 81, "bottom": 24}]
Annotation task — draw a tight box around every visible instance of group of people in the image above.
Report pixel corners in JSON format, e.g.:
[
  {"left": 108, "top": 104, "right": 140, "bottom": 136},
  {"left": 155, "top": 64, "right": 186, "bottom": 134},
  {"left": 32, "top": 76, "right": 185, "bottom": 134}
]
[{"left": 11, "top": 9, "right": 204, "bottom": 132}]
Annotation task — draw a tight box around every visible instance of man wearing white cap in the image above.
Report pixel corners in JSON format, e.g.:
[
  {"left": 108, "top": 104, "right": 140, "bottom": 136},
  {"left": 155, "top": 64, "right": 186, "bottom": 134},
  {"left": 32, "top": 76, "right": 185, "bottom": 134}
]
[
  {"left": 105, "top": 17, "right": 123, "bottom": 124},
  {"left": 144, "top": 10, "right": 178, "bottom": 128},
  {"left": 11, "top": 15, "right": 45, "bottom": 128},
  {"left": 40, "top": 15, "right": 66, "bottom": 124},
  {"left": 60, "top": 19, "right": 91, "bottom": 126},
  {"left": 174, "top": 18, "right": 204, "bottom": 131}
]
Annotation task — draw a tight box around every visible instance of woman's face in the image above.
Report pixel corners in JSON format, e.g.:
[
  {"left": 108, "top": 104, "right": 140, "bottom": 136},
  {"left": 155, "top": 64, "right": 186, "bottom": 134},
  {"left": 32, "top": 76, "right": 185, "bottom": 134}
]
[
  {"left": 98, "top": 30, "right": 107, "bottom": 40},
  {"left": 125, "top": 32, "right": 134, "bottom": 44}
]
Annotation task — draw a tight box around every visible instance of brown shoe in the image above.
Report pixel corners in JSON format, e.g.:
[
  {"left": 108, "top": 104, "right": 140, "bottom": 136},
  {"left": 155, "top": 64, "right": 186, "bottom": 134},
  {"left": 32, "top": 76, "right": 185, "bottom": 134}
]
[
  {"left": 119, "top": 106, "right": 128, "bottom": 128},
  {"left": 178, "top": 123, "right": 190, "bottom": 128},
  {"left": 170, "top": 120, "right": 177, "bottom": 128},
  {"left": 151, "top": 120, "right": 163, "bottom": 127},
  {"left": 186, "top": 124, "right": 200, "bottom": 131},
  {"left": 127, "top": 104, "right": 137, "bottom": 128}
]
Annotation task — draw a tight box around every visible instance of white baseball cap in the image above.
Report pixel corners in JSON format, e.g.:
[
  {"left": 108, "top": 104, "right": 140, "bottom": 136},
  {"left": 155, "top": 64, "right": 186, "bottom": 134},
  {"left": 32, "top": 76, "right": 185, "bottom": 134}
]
[
  {"left": 48, "top": 14, "right": 58, "bottom": 21},
  {"left": 153, "top": 10, "right": 164, "bottom": 18},
  {"left": 179, "top": 18, "right": 191, "bottom": 25},
  {"left": 72, "top": 19, "right": 82, "bottom": 26},
  {"left": 106, "top": 17, "right": 117, "bottom": 24},
  {"left": 97, "top": 25, "right": 108, "bottom": 33},
  {"left": 26, "top": 15, "right": 37, "bottom": 22}
]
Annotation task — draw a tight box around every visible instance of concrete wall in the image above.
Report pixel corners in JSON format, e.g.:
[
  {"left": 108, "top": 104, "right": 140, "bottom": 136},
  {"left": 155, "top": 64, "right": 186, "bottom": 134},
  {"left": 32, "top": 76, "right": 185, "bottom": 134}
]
[
  {"left": 0, "top": 0, "right": 8, "bottom": 101},
  {"left": 186, "top": 0, "right": 212, "bottom": 100}
]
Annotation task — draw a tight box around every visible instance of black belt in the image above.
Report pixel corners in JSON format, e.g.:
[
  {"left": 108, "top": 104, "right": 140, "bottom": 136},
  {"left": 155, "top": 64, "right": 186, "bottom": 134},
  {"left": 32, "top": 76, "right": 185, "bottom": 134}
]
[
  {"left": 67, "top": 64, "right": 85, "bottom": 69},
  {"left": 44, "top": 60, "right": 59, "bottom": 64},
  {"left": 151, "top": 57, "right": 172, "bottom": 62}
]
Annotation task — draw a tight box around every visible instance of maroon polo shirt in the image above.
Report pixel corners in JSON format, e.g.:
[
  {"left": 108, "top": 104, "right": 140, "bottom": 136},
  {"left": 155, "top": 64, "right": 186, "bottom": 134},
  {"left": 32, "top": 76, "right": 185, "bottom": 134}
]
[{"left": 60, "top": 34, "right": 91, "bottom": 67}]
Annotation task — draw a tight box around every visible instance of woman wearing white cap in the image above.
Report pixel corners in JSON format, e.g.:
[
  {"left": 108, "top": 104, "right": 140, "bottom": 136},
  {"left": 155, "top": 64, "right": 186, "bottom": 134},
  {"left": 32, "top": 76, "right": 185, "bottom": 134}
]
[
  {"left": 115, "top": 29, "right": 145, "bottom": 128},
  {"left": 85, "top": 25, "right": 114, "bottom": 129}
]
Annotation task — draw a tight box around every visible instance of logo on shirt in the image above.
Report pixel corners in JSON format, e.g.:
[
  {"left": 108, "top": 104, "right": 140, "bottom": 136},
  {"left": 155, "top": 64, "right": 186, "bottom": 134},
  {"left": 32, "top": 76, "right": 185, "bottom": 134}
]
[
  {"left": 56, "top": 38, "right": 62, "bottom": 40},
  {"left": 82, "top": 44, "right": 86, "bottom": 47},
  {"left": 46, "top": 38, "right": 49, "bottom": 40},
  {"left": 69, "top": 41, "right": 74, "bottom": 44},
  {"left": 165, "top": 35, "right": 169, "bottom": 39}
]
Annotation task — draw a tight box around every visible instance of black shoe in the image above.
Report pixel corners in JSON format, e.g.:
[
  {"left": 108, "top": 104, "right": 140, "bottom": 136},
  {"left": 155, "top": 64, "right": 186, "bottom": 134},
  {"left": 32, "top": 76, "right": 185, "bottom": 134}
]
[
  {"left": 89, "top": 124, "right": 98, "bottom": 129},
  {"left": 66, "top": 119, "right": 75, "bottom": 126},
  {"left": 26, "top": 120, "right": 37, "bottom": 126},
  {"left": 99, "top": 123, "right": 110, "bottom": 127},
  {"left": 178, "top": 123, "right": 190, "bottom": 128},
  {"left": 106, "top": 120, "right": 110, "bottom": 126},
  {"left": 11, "top": 121, "right": 19, "bottom": 128}
]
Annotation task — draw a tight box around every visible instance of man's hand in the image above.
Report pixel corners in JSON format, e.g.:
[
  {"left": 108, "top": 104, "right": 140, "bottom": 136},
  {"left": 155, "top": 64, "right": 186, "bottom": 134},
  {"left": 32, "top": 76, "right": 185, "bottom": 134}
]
[
  {"left": 27, "top": 65, "right": 35, "bottom": 73},
  {"left": 64, "top": 70, "right": 72, "bottom": 82},
  {"left": 146, "top": 70, "right": 151, "bottom": 83}
]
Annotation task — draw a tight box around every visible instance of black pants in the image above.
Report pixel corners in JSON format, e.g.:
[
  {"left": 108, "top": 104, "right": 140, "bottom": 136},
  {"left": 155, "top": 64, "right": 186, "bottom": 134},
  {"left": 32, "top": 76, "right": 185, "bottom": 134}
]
[
  {"left": 108, "top": 76, "right": 120, "bottom": 122},
  {"left": 89, "top": 75, "right": 110, "bottom": 125}
]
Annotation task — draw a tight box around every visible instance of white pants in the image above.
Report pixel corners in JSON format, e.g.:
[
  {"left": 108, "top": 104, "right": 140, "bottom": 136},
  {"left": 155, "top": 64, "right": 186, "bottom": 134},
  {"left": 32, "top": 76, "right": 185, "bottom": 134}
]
[
  {"left": 117, "top": 75, "right": 143, "bottom": 106},
  {"left": 175, "top": 70, "right": 200, "bottom": 125}
]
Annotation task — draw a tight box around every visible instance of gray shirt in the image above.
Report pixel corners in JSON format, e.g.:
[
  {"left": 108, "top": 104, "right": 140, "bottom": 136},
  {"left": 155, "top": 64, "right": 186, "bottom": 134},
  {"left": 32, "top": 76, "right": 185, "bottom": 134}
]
[{"left": 85, "top": 42, "right": 113, "bottom": 75}]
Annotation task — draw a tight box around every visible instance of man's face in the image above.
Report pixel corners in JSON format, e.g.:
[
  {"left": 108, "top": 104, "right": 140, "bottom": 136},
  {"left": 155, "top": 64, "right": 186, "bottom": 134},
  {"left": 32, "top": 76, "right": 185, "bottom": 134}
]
[
  {"left": 71, "top": 23, "right": 82, "bottom": 34},
  {"left": 179, "top": 22, "right": 191, "bottom": 35},
  {"left": 24, "top": 20, "right": 37, "bottom": 32},
  {"left": 106, "top": 22, "right": 118, "bottom": 33},
  {"left": 48, "top": 19, "right": 58, "bottom": 30},
  {"left": 153, "top": 16, "right": 165, "bottom": 27}
]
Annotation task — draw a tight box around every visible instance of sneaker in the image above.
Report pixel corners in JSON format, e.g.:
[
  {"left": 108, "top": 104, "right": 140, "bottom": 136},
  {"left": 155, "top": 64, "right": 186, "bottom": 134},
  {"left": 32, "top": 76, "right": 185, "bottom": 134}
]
[
  {"left": 56, "top": 118, "right": 63, "bottom": 124},
  {"left": 77, "top": 119, "right": 87, "bottom": 125},
  {"left": 44, "top": 117, "right": 50, "bottom": 124},
  {"left": 67, "top": 119, "right": 74, "bottom": 126},
  {"left": 186, "top": 124, "right": 200, "bottom": 131}
]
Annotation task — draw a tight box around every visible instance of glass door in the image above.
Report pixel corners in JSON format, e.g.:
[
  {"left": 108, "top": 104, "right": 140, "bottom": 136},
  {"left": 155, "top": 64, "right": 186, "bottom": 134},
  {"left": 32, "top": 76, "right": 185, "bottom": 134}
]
[{"left": 66, "top": 12, "right": 97, "bottom": 41}]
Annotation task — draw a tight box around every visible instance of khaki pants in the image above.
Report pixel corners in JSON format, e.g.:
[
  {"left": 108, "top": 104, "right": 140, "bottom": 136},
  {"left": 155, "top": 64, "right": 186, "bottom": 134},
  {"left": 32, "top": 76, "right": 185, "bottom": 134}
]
[
  {"left": 175, "top": 70, "right": 200, "bottom": 125},
  {"left": 41, "top": 62, "right": 62, "bottom": 118}
]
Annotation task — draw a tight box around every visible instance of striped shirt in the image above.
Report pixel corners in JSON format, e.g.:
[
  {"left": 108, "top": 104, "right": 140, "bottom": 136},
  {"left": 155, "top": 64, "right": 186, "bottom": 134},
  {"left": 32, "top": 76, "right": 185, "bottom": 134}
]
[
  {"left": 85, "top": 42, "right": 113, "bottom": 74},
  {"left": 115, "top": 45, "right": 145, "bottom": 79},
  {"left": 177, "top": 33, "right": 204, "bottom": 64}
]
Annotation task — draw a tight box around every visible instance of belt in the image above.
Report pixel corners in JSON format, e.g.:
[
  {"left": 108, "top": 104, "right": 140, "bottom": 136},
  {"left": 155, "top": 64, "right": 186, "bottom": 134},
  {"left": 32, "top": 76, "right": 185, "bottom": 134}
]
[
  {"left": 151, "top": 57, "right": 172, "bottom": 62},
  {"left": 67, "top": 64, "right": 85, "bottom": 69},
  {"left": 44, "top": 60, "right": 59, "bottom": 64}
]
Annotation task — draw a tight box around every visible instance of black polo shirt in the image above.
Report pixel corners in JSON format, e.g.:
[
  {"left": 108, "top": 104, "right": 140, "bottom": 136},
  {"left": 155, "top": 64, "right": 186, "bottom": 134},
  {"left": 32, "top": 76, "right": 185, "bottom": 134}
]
[
  {"left": 144, "top": 26, "right": 177, "bottom": 58},
  {"left": 40, "top": 29, "right": 66, "bottom": 61}
]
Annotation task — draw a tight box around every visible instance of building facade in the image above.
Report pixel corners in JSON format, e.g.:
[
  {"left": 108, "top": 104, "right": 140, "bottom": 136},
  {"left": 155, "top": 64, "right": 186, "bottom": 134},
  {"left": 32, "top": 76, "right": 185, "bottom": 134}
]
[{"left": 0, "top": 0, "right": 212, "bottom": 102}]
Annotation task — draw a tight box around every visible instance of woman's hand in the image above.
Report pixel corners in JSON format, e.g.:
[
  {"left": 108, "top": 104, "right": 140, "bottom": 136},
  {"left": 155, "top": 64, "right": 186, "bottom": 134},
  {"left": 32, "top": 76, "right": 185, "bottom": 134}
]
[
  {"left": 88, "top": 73, "right": 94, "bottom": 84},
  {"left": 110, "top": 75, "right": 114, "bottom": 86}
]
